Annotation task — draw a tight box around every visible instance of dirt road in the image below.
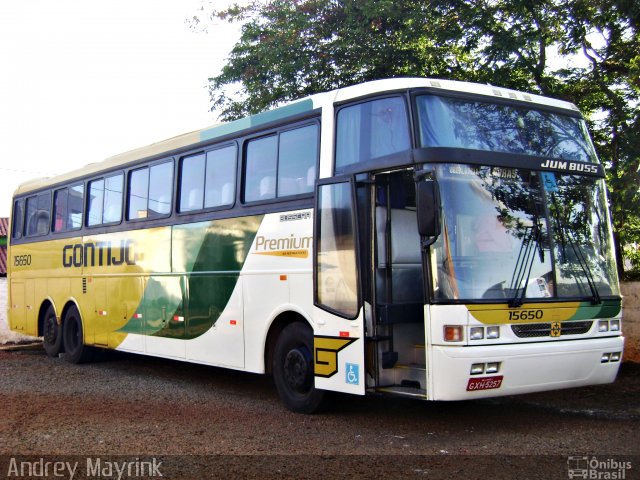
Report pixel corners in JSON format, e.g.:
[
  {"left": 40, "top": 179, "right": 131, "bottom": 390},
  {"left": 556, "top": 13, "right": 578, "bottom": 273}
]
[{"left": 1, "top": 347, "right": 638, "bottom": 479}]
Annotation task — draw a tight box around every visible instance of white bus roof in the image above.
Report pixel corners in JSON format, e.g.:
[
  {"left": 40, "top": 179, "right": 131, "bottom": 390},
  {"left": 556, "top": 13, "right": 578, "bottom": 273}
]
[{"left": 14, "top": 77, "right": 580, "bottom": 196}]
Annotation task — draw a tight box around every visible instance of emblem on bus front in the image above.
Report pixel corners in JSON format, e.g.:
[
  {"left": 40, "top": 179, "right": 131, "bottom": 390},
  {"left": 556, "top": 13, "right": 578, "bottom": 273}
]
[{"left": 550, "top": 322, "right": 562, "bottom": 337}]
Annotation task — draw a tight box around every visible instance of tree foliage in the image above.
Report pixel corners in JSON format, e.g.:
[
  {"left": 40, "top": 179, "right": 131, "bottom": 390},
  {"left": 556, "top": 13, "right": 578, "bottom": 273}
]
[{"left": 203, "top": 0, "right": 639, "bottom": 276}]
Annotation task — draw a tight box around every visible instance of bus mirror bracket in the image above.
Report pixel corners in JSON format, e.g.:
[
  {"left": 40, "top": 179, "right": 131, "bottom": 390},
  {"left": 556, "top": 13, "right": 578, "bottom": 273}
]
[{"left": 416, "top": 179, "right": 441, "bottom": 244}]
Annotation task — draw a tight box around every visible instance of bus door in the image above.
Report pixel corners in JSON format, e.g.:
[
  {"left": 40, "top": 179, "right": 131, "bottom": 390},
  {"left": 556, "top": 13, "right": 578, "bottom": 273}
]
[
  {"left": 313, "top": 178, "right": 365, "bottom": 395},
  {"left": 368, "top": 170, "right": 427, "bottom": 392}
]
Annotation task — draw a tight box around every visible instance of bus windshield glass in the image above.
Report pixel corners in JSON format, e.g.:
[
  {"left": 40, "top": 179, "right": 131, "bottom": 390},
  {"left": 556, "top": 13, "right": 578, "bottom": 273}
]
[
  {"left": 430, "top": 164, "right": 620, "bottom": 301},
  {"left": 416, "top": 95, "right": 598, "bottom": 162}
]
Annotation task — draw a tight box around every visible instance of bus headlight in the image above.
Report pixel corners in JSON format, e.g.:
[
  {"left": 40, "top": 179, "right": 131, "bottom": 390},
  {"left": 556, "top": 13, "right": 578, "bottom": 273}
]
[
  {"left": 610, "top": 320, "right": 620, "bottom": 332},
  {"left": 486, "top": 326, "right": 500, "bottom": 339},
  {"left": 598, "top": 320, "right": 609, "bottom": 332},
  {"left": 469, "top": 327, "right": 484, "bottom": 340}
]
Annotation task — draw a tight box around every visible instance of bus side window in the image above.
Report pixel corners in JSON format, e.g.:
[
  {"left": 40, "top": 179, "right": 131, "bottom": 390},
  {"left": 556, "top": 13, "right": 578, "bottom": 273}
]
[
  {"left": 25, "top": 192, "right": 51, "bottom": 237},
  {"left": 245, "top": 136, "right": 277, "bottom": 202},
  {"left": 278, "top": 124, "right": 318, "bottom": 197},
  {"left": 180, "top": 153, "right": 205, "bottom": 212},
  {"left": 53, "top": 183, "right": 84, "bottom": 232},
  {"left": 128, "top": 162, "right": 172, "bottom": 220},
  {"left": 88, "top": 174, "right": 122, "bottom": 226},
  {"left": 204, "top": 145, "right": 236, "bottom": 208},
  {"left": 335, "top": 97, "right": 410, "bottom": 173},
  {"left": 12, "top": 199, "right": 24, "bottom": 240}
]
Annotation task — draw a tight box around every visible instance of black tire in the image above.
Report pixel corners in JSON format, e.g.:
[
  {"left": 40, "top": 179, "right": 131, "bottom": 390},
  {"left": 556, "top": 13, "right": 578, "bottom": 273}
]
[
  {"left": 273, "top": 322, "right": 326, "bottom": 414},
  {"left": 42, "top": 305, "right": 63, "bottom": 358},
  {"left": 62, "top": 306, "right": 94, "bottom": 364}
]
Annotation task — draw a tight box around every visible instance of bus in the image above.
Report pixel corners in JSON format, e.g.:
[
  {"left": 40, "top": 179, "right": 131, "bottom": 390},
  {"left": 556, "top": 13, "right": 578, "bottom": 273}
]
[{"left": 8, "top": 78, "right": 624, "bottom": 413}]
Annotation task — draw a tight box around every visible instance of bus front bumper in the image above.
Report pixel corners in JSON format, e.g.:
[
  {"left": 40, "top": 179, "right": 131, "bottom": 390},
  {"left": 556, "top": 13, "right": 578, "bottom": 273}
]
[{"left": 430, "top": 336, "right": 624, "bottom": 401}]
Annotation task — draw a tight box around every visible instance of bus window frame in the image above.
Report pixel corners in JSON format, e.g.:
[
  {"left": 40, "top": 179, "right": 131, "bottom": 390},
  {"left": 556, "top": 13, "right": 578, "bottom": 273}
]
[
  {"left": 313, "top": 175, "right": 362, "bottom": 320},
  {"left": 86, "top": 172, "right": 125, "bottom": 229},
  {"left": 52, "top": 183, "right": 85, "bottom": 234},
  {"left": 11, "top": 198, "right": 25, "bottom": 240},
  {"left": 333, "top": 94, "right": 413, "bottom": 176},
  {"left": 177, "top": 142, "right": 239, "bottom": 216},
  {"left": 24, "top": 191, "right": 52, "bottom": 238},
  {"left": 241, "top": 120, "right": 320, "bottom": 206},
  {"left": 126, "top": 159, "right": 174, "bottom": 222}
]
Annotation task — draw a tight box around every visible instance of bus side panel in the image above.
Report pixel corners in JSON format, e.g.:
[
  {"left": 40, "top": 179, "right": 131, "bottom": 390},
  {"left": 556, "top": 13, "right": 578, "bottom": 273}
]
[{"left": 9, "top": 281, "right": 26, "bottom": 332}]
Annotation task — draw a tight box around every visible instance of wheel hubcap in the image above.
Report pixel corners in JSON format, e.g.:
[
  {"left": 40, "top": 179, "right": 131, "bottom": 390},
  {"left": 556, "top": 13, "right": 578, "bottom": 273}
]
[
  {"left": 44, "top": 317, "right": 57, "bottom": 344},
  {"left": 283, "top": 348, "right": 312, "bottom": 393}
]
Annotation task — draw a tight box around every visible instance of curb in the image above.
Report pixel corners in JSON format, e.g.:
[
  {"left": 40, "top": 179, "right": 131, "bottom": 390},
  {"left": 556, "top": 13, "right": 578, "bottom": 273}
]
[{"left": 0, "top": 341, "right": 43, "bottom": 352}]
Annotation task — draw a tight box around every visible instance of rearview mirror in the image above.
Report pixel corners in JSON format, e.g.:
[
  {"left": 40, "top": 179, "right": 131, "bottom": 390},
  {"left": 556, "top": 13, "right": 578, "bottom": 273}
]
[{"left": 416, "top": 179, "right": 441, "bottom": 239}]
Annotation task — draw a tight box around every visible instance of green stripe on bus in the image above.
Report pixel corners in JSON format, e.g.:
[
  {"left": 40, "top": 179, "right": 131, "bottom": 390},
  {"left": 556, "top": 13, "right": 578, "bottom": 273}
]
[
  {"left": 118, "top": 215, "right": 263, "bottom": 339},
  {"left": 199, "top": 99, "right": 314, "bottom": 142}
]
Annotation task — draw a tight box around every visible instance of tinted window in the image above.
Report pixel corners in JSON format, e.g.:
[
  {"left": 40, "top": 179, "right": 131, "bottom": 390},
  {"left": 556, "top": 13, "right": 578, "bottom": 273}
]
[
  {"left": 278, "top": 125, "right": 318, "bottom": 197},
  {"left": 53, "top": 183, "right": 84, "bottom": 232},
  {"left": 88, "top": 174, "right": 123, "bottom": 226},
  {"left": 205, "top": 145, "right": 236, "bottom": 208},
  {"left": 25, "top": 192, "right": 51, "bottom": 237},
  {"left": 245, "top": 136, "right": 278, "bottom": 202},
  {"left": 87, "top": 179, "right": 105, "bottom": 226},
  {"left": 128, "top": 168, "right": 149, "bottom": 219},
  {"left": 149, "top": 162, "right": 173, "bottom": 217},
  {"left": 103, "top": 175, "right": 123, "bottom": 223},
  {"left": 12, "top": 199, "right": 24, "bottom": 240},
  {"left": 128, "top": 161, "right": 173, "bottom": 220},
  {"left": 335, "top": 97, "right": 410, "bottom": 173},
  {"left": 180, "top": 153, "right": 205, "bottom": 212}
]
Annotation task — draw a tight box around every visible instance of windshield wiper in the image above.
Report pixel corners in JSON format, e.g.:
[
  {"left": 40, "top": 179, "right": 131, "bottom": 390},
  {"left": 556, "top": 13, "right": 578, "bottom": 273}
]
[
  {"left": 565, "top": 233, "right": 602, "bottom": 305},
  {"left": 508, "top": 223, "right": 545, "bottom": 307}
]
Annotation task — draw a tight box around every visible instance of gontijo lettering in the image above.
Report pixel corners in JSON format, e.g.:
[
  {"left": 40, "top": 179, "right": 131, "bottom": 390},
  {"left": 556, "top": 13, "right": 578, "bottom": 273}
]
[{"left": 62, "top": 240, "right": 137, "bottom": 268}]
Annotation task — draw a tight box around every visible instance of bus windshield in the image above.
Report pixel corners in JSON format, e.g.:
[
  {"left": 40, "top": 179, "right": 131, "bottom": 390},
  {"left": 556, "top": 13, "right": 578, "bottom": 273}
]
[
  {"left": 416, "top": 95, "right": 598, "bottom": 162},
  {"left": 430, "top": 164, "right": 620, "bottom": 301}
]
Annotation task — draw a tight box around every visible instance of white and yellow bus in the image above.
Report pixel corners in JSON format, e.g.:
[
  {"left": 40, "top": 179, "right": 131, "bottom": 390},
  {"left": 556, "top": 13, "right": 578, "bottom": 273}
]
[{"left": 8, "top": 78, "right": 624, "bottom": 412}]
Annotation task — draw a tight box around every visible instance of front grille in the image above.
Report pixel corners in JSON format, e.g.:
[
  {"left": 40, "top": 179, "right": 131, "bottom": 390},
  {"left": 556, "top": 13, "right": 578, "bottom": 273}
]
[{"left": 512, "top": 321, "right": 593, "bottom": 338}]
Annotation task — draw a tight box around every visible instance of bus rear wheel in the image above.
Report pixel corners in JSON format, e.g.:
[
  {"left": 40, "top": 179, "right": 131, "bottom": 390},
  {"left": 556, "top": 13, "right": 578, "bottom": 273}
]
[
  {"left": 62, "top": 306, "right": 94, "bottom": 364},
  {"left": 42, "top": 305, "right": 63, "bottom": 358},
  {"left": 273, "top": 322, "right": 326, "bottom": 414}
]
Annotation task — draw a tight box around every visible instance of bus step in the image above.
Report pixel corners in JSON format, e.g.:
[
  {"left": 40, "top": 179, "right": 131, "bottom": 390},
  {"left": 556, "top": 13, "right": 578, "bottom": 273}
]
[
  {"left": 375, "top": 386, "right": 427, "bottom": 399},
  {"left": 394, "top": 363, "right": 426, "bottom": 388}
]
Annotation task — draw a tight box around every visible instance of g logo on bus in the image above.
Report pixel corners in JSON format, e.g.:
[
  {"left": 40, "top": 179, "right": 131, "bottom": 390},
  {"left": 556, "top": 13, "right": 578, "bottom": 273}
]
[
  {"left": 550, "top": 322, "right": 562, "bottom": 337},
  {"left": 314, "top": 336, "right": 357, "bottom": 378}
]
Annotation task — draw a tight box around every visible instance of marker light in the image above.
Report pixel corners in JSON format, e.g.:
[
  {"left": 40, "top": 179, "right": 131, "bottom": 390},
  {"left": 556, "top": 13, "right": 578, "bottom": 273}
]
[
  {"left": 598, "top": 321, "right": 609, "bottom": 332},
  {"left": 469, "top": 327, "right": 484, "bottom": 340},
  {"left": 470, "top": 363, "right": 485, "bottom": 375},
  {"left": 485, "top": 362, "right": 500, "bottom": 374},
  {"left": 610, "top": 320, "right": 621, "bottom": 332},
  {"left": 486, "top": 326, "right": 500, "bottom": 339},
  {"left": 444, "top": 326, "right": 464, "bottom": 342}
]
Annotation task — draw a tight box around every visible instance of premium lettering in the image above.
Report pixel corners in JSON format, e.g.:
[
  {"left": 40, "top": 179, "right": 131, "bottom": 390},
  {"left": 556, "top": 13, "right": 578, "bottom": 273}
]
[{"left": 255, "top": 234, "right": 312, "bottom": 252}]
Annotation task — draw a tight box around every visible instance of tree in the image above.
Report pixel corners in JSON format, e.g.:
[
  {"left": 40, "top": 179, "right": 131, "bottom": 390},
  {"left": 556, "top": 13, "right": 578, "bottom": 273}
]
[{"left": 203, "top": 0, "right": 639, "bottom": 277}]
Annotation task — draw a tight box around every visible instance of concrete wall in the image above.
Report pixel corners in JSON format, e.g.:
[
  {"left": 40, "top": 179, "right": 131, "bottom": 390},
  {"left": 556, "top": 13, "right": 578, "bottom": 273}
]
[{"left": 621, "top": 282, "right": 640, "bottom": 363}]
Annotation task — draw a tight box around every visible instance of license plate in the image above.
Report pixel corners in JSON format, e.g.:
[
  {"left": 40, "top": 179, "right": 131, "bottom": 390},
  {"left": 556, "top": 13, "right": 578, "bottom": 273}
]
[{"left": 466, "top": 375, "right": 504, "bottom": 391}]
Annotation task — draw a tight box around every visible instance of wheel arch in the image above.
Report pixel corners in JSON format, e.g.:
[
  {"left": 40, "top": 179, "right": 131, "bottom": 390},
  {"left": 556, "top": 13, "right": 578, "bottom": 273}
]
[
  {"left": 264, "top": 310, "right": 313, "bottom": 374},
  {"left": 37, "top": 298, "right": 56, "bottom": 337}
]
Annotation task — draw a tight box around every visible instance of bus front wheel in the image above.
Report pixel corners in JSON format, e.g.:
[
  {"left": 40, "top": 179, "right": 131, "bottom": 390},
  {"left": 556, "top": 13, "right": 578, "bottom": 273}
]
[
  {"left": 42, "top": 305, "right": 63, "bottom": 358},
  {"left": 62, "top": 306, "right": 93, "bottom": 364},
  {"left": 273, "top": 322, "right": 326, "bottom": 414}
]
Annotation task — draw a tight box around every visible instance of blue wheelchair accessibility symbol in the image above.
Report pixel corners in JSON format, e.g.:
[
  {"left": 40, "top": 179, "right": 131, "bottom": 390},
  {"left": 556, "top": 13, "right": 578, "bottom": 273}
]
[{"left": 346, "top": 363, "right": 359, "bottom": 385}]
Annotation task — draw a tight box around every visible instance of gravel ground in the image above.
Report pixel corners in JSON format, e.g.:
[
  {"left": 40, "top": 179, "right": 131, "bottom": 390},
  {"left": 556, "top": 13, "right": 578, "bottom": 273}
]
[{"left": 1, "top": 346, "right": 638, "bottom": 479}]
